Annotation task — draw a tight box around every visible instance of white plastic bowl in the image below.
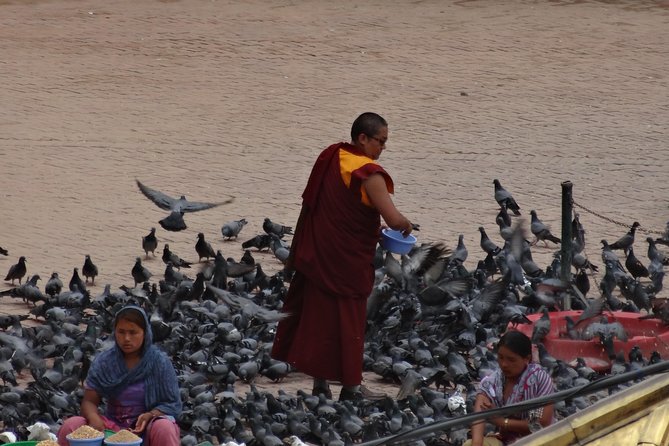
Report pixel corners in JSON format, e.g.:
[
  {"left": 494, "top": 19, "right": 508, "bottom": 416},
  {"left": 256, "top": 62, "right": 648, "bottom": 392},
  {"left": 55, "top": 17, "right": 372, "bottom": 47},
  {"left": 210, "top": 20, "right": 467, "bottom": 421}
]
[{"left": 381, "top": 229, "right": 417, "bottom": 254}]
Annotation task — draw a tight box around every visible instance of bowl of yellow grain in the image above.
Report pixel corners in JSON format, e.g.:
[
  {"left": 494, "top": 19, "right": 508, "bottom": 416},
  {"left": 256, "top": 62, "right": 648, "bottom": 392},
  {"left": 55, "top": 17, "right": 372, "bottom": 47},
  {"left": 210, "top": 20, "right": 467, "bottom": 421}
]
[
  {"left": 65, "top": 426, "right": 105, "bottom": 446},
  {"left": 104, "top": 430, "right": 142, "bottom": 446}
]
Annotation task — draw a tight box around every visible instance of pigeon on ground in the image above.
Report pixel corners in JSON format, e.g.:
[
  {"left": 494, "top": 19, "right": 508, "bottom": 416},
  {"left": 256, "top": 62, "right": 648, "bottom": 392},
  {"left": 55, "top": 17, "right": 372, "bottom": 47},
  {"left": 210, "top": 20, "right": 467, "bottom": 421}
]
[
  {"left": 531, "top": 308, "right": 551, "bottom": 345},
  {"left": 4, "top": 256, "right": 27, "bottom": 285},
  {"left": 136, "top": 180, "right": 234, "bottom": 232},
  {"left": 82, "top": 255, "right": 99, "bottom": 284},
  {"left": 601, "top": 240, "right": 625, "bottom": 271},
  {"left": 609, "top": 221, "right": 640, "bottom": 251},
  {"left": 572, "top": 213, "right": 586, "bottom": 253},
  {"left": 263, "top": 218, "right": 293, "bottom": 239},
  {"left": 162, "top": 244, "right": 192, "bottom": 270},
  {"left": 0, "top": 274, "right": 45, "bottom": 306},
  {"left": 496, "top": 216, "right": 514, "bottom": 242},
  {"left": 241, "top": 234, "right": 272, "bottom": 252},
  {"left": 221, "top": 219, "right": 248, "bottom": 240},
  {"left": 131, "top": 257, "right": 153, "bottom": 286},
  {"left": 269, "top": 235, "right": 290, "bottom": 264},
  {"left": 497, "top": 206, "right": 512, "bottom": 227},
  {"left": 493, "top": 179, "right": 521, "bottom": 215},
  {"left": 449, "top": 234, "right": 468, "bottom": 265},
  {"left": 45, "top": 272, "right": 63, "bottom": 297},
  {"left": 647, "top": 237, "right": 669, "bottom": 266},
  {"left": 530, "top": 210, "right": 561, "bottom": 247},
  {"left": 625, "top": 246, "right": 649, "bottom": 279},
  {"left": 478, "top": 226, "right": 501, "bottom": 256},
  {"left": 164, "top": 262, "right": 189, "bottom": 285},
  {"left": 0, "top": 247, "right": 7, "bottom": 256},
  {"left": 69, "top": 267, "right": 87, "bottom": 293},
  {"left": 195, "top": 233, "right": 216, "bottom": 262},
  {"left": 142, "top": 227, "right": 158, "bottom": 258}
]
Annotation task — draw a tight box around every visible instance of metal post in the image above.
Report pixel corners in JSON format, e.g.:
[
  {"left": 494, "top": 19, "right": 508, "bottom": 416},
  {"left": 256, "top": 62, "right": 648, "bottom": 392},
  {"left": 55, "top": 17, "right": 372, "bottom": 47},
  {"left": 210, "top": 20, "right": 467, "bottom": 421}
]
[{"left": 560, "top": 181, "right": 573, "bottom": 310}]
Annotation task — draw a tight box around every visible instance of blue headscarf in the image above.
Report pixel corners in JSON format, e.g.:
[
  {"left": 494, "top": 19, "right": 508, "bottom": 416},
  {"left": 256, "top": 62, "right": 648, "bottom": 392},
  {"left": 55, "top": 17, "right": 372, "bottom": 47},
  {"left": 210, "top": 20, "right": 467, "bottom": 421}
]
[{"left": 86, "top": 305, "right": 182, "bottom": 417}]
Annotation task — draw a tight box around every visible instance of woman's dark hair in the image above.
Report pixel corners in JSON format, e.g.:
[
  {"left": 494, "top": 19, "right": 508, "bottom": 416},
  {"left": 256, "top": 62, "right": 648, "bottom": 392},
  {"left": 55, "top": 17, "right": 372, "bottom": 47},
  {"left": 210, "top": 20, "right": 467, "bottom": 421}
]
[
  {"left": 497, "top": 330, "right": 532, "bottom": 358},
  {"left": 351, "top": 112, "right": 388, "bottom": 143},
  {"left": 115, "top": 307, "right": 146, "bottom": 331}
]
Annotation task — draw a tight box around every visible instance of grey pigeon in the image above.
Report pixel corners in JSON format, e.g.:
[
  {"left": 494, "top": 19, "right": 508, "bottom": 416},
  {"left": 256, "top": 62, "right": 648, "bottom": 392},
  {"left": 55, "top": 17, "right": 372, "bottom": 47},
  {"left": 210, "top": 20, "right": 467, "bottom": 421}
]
[
  {"left": 601, "top": 240, "right": 625, "bottom": 272},
  {"left": 269, "top": 235, "right": 290, "bottom": 264},
  {"left": 531, "top": 307, "right": 551, "bottom": 345},
  {"left": 4, "top": 256, "right": 27, "bottom": 285},
  {"left": 575, "top": 268, "right": 590, "bottom": 298},
  {"left": 625, "top": 246, "right": 649, "bottom": 279},
  {"left": 647, "top": 237, "right": 669, "bottom": 266},
  {"left": 493, "top": 179, "right": 521, "bottom": 215},
  {"left": 82, "top": 255, "right": 99, "bottom": 284},
  {"left": 496, "top": 216, "right": 514, "bottom": 242},
  {"left": 1, "top": 274, "right": 46, "bottom": 306},
  {"left": 136, "top": 179, "right": 233, "bottom": 232},
  {"left": 530, "top": 210, "right": 561, "bottom": 246},
  {"left": 497, "top": 205, "right": 512, "bottom": 227},
  {"left": 609, "top": 221, "right": 640, "bottom": 251},
  {"left": 221, "top": 218, "right": 248, "bottom": 239},
  {"left": 45, "top": 272, "right": 63, "bottom": 297},
  {"left": 69, "top": 267, "right": 87, "bottom": 293},
  {"left": 263, "top": 217, "right": 293, "bottom": 239},
  {"left": 241, "top": 234, "right": 272, "bottom": 251},
  {"left": 478, "top": 226, "right": 501, "bottom": 256},
  {"left": 142, "top": 227, "right": 158, "bottom": 258},
  {"left": 195, "top": 233, "right": 216, "bottom": 262},
  {"left": 164, "top": 262, "right": 189, "bottom": 285},
  {"left": 449, "top": 234, "right": 468, "bottom": 265},
  {"left": 572, "top": 213, "right": 586, "bottom": 253},
  {"left": 131, "top": 257, "right": 152, "bottom": 286},
  {"left": 162, "top": 244, "right": 192, "bottom": 269}
]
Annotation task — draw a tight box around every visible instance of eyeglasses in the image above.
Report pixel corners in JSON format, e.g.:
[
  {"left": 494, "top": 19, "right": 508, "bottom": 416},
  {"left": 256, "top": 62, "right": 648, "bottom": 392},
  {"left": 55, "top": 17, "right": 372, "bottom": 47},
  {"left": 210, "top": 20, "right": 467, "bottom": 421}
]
[{"left": 367, "top": 135, "right": 387, "bottom": 146}]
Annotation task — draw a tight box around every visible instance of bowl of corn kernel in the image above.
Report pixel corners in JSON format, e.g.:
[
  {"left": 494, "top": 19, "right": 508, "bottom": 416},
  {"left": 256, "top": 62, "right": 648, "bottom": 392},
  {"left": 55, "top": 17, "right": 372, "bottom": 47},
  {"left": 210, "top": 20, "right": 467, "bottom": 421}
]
[
  {"left": 104, "top": 430, "right": 142, "bottom": 446},
  {"left": 65, "top": 426, "right": 105, "bottom": 446}
]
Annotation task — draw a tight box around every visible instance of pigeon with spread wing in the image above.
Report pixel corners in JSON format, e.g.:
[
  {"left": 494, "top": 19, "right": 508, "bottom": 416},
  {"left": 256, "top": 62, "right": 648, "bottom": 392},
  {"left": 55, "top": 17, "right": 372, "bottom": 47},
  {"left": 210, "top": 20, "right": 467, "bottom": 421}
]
[{"left": 136, "top": 180, "right": 233, "bottom": 231}]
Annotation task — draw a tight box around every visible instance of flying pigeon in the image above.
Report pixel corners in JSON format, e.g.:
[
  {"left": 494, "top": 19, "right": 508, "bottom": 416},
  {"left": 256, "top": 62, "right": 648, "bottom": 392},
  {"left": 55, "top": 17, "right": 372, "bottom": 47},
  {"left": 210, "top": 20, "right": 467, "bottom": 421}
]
[{"left": 136, "top": 180, "right": 234, "bottom": 232}]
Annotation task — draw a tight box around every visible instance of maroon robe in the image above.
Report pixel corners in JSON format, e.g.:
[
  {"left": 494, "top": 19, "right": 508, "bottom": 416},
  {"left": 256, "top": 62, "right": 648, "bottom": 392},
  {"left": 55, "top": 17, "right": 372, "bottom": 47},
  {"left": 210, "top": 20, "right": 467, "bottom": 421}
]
[{"left": 271, "top": 142, "right": 393, "bottom": 385}]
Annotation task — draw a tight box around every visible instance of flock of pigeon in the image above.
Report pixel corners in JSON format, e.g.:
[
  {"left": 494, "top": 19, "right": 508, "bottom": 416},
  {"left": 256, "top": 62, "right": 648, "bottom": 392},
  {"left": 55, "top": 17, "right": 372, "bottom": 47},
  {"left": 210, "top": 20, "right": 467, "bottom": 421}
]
[{"left": 1, "top": 179, "right": 669, "bottom": 446}]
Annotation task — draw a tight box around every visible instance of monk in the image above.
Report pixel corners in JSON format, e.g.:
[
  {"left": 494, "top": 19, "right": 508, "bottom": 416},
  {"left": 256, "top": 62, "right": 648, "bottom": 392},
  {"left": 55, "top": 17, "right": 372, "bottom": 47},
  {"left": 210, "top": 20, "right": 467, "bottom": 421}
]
[{"left": 271, "top": 112, "right": 413, "bottom": 401}]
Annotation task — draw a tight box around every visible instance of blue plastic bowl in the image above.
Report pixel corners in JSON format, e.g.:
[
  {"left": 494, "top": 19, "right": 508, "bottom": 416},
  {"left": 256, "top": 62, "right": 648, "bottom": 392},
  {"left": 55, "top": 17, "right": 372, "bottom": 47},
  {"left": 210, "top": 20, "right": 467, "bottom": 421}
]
[
  {"left": 104, "top": 430, "right": 142, "bottom": 446},
  {"left": 66, "top": 434, "right": 105, "bottom": 446},
  {"left": 381, "top": 229, "right": 417, "bottom": 254},
  {"left": 104, "top": 439, "right": 142, "bottom": 446}
]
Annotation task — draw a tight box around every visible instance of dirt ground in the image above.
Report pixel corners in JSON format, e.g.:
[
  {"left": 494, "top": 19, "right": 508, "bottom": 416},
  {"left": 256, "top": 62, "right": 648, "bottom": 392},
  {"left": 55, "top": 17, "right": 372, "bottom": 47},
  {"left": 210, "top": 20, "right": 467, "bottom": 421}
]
[{"left": 1, "top": 0, "right": 669, "bottom": 399}]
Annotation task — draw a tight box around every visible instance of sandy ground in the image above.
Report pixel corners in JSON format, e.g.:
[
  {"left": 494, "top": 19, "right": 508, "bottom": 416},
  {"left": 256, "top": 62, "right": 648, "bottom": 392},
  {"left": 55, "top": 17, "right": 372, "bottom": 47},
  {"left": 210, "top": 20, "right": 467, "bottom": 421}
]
[{"left": 1, "top": 0, "right": 669, "bottom": 399}]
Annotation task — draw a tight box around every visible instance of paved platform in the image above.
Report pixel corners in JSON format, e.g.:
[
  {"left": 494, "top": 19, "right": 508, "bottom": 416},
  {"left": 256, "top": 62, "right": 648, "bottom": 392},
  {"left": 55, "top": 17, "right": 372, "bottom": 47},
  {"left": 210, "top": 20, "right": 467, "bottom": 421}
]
[{"left": 1, "top": 0, "right": 668, "bottom": 290}]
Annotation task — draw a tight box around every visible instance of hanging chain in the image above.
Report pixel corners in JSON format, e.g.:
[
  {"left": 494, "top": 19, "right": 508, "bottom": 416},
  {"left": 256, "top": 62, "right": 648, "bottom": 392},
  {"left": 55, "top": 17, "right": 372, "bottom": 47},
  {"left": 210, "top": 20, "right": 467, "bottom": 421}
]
[{"left": 573, "top": 200, "right": 664, "bottom": 235}]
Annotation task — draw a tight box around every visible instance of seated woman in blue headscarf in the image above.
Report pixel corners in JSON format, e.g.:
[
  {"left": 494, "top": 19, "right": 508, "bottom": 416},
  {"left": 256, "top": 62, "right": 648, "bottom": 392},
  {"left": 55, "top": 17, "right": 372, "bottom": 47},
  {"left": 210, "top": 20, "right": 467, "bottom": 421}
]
[{"left": 57, "top": 305, "right": 181, "bottom": 446}]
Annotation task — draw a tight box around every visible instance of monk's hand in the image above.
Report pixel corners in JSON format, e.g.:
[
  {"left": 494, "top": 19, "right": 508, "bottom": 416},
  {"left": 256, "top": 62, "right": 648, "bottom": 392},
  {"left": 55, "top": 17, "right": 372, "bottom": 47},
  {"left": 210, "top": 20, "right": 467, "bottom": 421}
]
[{"left": 401, "top": 221, "right": 414, "bottom": 237}]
